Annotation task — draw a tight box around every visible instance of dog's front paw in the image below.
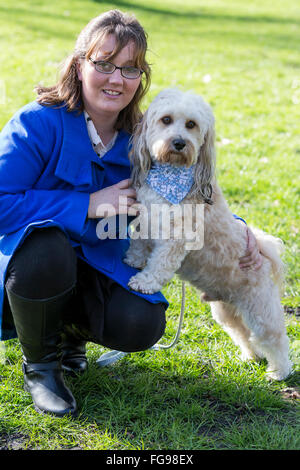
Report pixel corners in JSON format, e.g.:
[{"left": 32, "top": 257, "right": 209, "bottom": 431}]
[{"left": 128, "top": 273, "right": 162, "bottom": 294}]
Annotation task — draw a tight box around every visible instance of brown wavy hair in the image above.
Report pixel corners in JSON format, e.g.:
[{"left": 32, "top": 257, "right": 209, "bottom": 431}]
[{"left": 35, "top": 10, "right": 151, "bottom": 133}]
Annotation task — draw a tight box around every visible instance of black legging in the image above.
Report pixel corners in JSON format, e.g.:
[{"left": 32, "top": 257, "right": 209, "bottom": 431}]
[{"left": 4, "top": 227, "right": 166, "bottom": 352}]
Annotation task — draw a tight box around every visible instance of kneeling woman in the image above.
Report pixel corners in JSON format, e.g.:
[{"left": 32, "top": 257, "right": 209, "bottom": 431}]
[
  {"left": 0, "top": 10, "right": 167, "bottom": 417},
  {"left": 0, "top": 9, "right": 261, "bottom": 417}
]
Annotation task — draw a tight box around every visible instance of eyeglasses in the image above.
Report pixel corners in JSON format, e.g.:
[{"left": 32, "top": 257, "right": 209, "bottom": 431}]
[{"left": 88, "top": 58, "right": 143, "bottom": 79}]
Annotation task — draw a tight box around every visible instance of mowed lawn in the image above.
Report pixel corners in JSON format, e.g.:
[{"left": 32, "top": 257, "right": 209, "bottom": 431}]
[{"left": 0, "top": 0, "right": 299, "bottom": 450}]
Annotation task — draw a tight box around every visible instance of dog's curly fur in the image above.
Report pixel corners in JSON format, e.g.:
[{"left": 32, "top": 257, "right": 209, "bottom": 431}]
[{"left": 124, "top": 88, "right": 292, "bottom": 380}]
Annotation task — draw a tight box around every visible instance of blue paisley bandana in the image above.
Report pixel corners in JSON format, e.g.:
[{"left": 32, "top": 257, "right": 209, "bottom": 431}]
[{"left": 145, "top": 162, "right": 195, "bottom": 204}]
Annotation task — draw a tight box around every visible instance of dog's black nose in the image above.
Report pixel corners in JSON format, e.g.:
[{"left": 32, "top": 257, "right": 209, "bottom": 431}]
[{"left": 172, "top": 138, "right": 186, "bottom": 151}]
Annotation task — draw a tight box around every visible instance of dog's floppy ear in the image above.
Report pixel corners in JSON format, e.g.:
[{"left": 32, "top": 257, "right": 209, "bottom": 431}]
[
  {"left": 129, "top": 110, "right": 152, "bottom": 188},
  {"left": 192, "top": 119, "right": 216, "bottom": 204}
]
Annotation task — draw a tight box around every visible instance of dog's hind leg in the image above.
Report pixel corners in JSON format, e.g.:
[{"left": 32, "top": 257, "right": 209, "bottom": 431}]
[
  {"left": 237, "top": 292, "right": 292, "bottom": 381},
  {"left": 210, "top": 301, "right": 260, "bottom": 361}
]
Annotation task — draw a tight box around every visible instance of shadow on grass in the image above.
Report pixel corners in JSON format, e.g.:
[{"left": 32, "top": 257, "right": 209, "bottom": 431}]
[
  {"left": 1, "top": 340, "right": 299, "bottom": 449},
  {"left": 1, "top": 3, "right": 299, "bottom": 41},
  {"left": 62, "top": 355, "right": 300, "bottom": 449},
  {"left": 94, "top": 0, "right": 300, "bottom": 25}
]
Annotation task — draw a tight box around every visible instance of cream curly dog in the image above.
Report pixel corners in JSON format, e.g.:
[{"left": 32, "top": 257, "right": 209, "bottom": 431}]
[{"left": 124, "top": 88, "right": 292, "bottom": 381}]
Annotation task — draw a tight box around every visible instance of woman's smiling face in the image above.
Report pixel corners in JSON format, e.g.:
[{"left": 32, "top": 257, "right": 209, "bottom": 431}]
[{"left": 77, "top": 34, "right": 142, "bottom": 125}]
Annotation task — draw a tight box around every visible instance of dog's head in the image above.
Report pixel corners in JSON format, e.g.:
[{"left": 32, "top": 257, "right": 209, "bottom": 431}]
[{"left": 130, "top": 88, "right": 216, "bottom": 204}]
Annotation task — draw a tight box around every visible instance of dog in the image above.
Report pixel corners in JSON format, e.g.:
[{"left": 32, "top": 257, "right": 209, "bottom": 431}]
[{"left": 123, "top": 88, "right": 292, "bottom": 381}]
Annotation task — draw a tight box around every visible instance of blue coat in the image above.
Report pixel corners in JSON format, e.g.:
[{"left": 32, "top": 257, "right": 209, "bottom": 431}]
[{"left": 0, "top": 101, "right": 168, "bottom": 340}]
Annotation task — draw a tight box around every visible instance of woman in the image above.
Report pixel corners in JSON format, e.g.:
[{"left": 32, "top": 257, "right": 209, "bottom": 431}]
[{"left": 0, "top": 10, "right": 261, "bottom": 417}]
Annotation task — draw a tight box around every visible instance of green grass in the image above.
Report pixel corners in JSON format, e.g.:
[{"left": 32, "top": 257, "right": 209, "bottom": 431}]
[{"left": 0, "top": 0, "right": 299, "bottom": 451}]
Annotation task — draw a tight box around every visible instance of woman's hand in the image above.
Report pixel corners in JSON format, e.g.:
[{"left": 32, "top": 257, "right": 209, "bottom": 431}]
[
  {"left": 201, "top": 222, "right": 263, "bottom": 303},
  {"left": 88, "top": 179, "right": 138, "bottom": 218},
  {"left": 239, "top": 225, "right": 263, "bottom": 271}
]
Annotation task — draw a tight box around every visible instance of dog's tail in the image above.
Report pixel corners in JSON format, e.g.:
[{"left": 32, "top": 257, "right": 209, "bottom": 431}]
[{"left": 251, "top": 227, "right": 285, "bottom": 293}]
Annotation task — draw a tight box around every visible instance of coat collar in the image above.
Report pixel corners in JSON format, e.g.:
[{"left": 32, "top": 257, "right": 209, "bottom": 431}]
[{"left": 54, "top": 106, "right": 130, "bottom": 188}]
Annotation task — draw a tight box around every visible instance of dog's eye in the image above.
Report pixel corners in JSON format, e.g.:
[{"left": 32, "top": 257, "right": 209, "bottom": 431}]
[
  {"left": 161, "top": 116, "right": 172, "bottom": 125},
  {"left": 186, "top": 120, "right": 196, "bottom": 129}
]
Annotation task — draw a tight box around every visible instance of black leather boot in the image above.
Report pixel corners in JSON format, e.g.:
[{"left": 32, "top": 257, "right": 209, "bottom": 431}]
[
  {"left": 6, "top": 287, "right": 77, "bottom": 417},
  {"left": 61, "top": 325, "right": 88, "bottom": 375}
]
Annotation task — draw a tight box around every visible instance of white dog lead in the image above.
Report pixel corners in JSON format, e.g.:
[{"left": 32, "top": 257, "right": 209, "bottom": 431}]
[{"left": 96, "top": 281, "right": 186, "bottom": 367}]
